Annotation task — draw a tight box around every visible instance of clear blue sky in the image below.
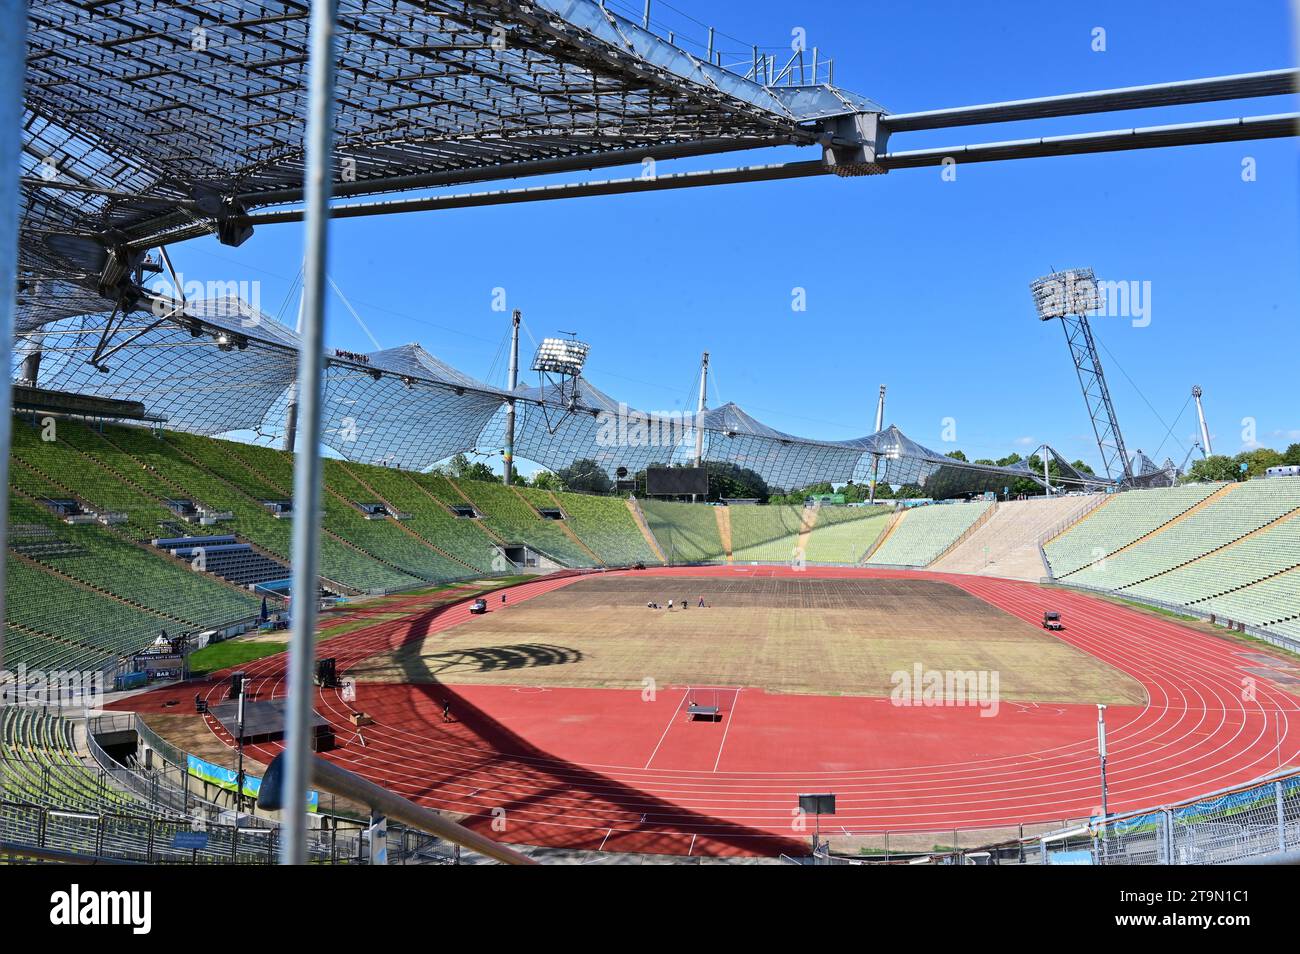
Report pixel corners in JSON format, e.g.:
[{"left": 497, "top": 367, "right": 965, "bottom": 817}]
[{"left": 170, "top": 0, "right": 1300, "bottom": 478}]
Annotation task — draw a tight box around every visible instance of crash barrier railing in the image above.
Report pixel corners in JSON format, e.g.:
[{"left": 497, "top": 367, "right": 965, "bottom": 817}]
[{"left": 256, "top": 750, "right": 536, "bottom": 865}]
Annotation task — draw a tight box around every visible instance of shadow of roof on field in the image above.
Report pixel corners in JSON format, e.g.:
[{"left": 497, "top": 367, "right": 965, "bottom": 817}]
[
  {"left": 388, "top": 642, "right": 583, "bottom": 683},
  {"left": 372, "top": 682, "right": 808, "bottom": 857}
]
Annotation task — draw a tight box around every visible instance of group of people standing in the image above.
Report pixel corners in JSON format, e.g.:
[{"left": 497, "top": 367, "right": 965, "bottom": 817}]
[{"left": 647, "top": 596, "right": 707, "bottom": 610}]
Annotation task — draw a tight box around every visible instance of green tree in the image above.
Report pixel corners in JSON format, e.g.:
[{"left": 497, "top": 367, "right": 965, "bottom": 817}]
[
  {"left": 557, "top": 458, "right": 612, "bottom": 495},
  {"left": 1183, "top": 454, "right": 1241, "bottom": 483},
  {"left": 1283, "top": 443, "right": 1300, "bottom": 466},
  {"left": 1235, "top": 447, "right": 1284, "bottom": 478},
  {"left": 530, "top": 470, "right": 561, "bottom": 491}
]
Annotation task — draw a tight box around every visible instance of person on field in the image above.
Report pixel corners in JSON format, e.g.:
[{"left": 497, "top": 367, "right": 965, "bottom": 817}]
[
  {"left": 667, "top": 599, "right": 674, "bottom": 611},
  {"left": 442, "top": 700, "right": 452, "bottom": 723},
  {"left": 698, "top": 596, "right": 706, "bottom": 608}
]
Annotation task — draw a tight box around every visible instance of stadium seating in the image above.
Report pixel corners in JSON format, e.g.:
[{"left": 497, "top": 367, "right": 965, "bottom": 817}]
[
  {"left": 1122, "top": 512, "right": 1300, "bottom": 607},
  {"left": 11, "top": 418, "right": 181, "bottom": 539},
  {"left": 1043, "top": 483, "right": 1224, "bottom": 577},
  {"left": 451, "top": 479, "right": 597, "bottom": 566},
  {"left": 1063, "top": 480, "right": 1300, "bottom": 590},
  {"left": 865, "top": 501, "right": 992, "bottom": 567},
  {"left": 638, "top": 499, "right": 726, "bottom": 563},
  {"left": 12, "top": 408, "right": 1300, "bottom": 673},
  {"left": 728, "top": 504, "right": 806, "bottom": 563},
  {"left": 1, "top": 707, "right": 131, "bottom": 813},
  {"left": 10, "top": 495, "right": 260, "bottom": 628},
  {"left": 931, "top": 495, "right": 1101, "bottom": 580},
  {"left": 333, "top": 464, "right": 499, "bottom": 573},
  {"left": 119, "top": 426, "right": 419, "bottom": 593},
  {"left": 546, "top": 491, "right": 661, "bottom": 566},
  {"left": 801, "top": 505, "right": 893, "bottom": 564},
  {"left": 4, "top": 557, "right": 169, "bottom": 662},
  {"left": 211, "top": 439, "right": 459, "bottom": 585}
]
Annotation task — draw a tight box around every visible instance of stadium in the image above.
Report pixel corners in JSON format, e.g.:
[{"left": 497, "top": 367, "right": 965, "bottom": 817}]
[{"left": 0, "top": 0, "right": 1298, "bottom": 880}]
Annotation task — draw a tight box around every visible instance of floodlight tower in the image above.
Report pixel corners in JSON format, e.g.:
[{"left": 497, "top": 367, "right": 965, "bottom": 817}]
[
  {"left": 1192, "top": 385, "right": 1213, "bottom": 457},
  {"left": 1031, "top": 268, "right": 1133, "bottom": 485},
  {"left": 531, "top": 332, "right": 590, "bottom": 433}
]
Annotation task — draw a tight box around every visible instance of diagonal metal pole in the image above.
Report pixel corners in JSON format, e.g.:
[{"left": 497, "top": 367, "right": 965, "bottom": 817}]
[
  {"left": 0, "top": 0, "right": 29, "bottom": 678},
  {"left": 282, "top": 0, "right": 339, "bottom": 865}
]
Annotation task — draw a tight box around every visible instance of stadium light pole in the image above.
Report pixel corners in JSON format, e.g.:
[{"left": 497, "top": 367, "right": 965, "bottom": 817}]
[
  {"left": 0, "top": 0, "right": 27, "bottom": 678},
  {"left": 282, "top": 0, "right": 339, "bottom": 866},
  {"left": 1097, "top": 703, "right": 1110, "bottom": 861}
]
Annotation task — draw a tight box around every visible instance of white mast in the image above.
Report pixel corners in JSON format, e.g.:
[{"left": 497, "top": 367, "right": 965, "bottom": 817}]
[
  {"left": 503, "top": 309, "right": 521, "bottom": 485},
  {"left": 868, "top": 385, "right": 886, "bottom": 504},
  {"left": 693, "top": 351, "right": 709, "bottom": 467},
  {"left": 1192, "top": 385, "right": 1212, "bottom": 457},
  {"left": 692, "top": 352, "right": 709, "bottom": 502}
]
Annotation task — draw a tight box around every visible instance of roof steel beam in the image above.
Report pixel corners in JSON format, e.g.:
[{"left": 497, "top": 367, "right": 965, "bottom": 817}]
[
  {"left": 881, "top": 68, "right": 1299, "bottom": 131},
  {"left": 242, "top": 160, "right": 831, "bottom": 225},
  {"left": 229, "top": 112, "right": 1298, "bottom": 227},
  {"left": 877, "top": 112, "right": 1300, "bottom": 168}
]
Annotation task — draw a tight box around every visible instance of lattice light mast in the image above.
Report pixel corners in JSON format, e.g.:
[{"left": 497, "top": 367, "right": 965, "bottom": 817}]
[
  {"left": 1192, "top": 385, "right": 1213, "bottom": 458},
  {"left": 531, "top": 333, "right": 591, "bottom": 436},
  {"left": 503, "top": 310, "right": 521, "bottom": 486},
  {"left": 1031, "top": 268, "right": 1133, "bottom": 485}
]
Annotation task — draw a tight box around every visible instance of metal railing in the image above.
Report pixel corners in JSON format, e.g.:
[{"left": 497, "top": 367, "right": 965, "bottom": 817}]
[
  {"left": 1050, "top": 579, "right": 1300, "bottom": 656},
  {"left": 827, "top": 769, "right": 1300, "bottom": 866}
]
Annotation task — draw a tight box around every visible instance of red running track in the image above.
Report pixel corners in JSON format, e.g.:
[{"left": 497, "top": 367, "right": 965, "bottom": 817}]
[{"left": 118, "top": 567, "right": 1300, "bottom": 857}]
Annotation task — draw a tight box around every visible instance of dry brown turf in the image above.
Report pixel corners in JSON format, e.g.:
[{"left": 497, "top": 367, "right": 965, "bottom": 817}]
[{"left": 348, "top": 576, "right": 1146, "bottom": 705}]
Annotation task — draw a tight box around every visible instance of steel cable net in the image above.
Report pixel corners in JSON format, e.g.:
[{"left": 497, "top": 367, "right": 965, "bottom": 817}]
[
  {"left": 277, "top": 345, "right": 507, "bottom": 468},
  {"left": 18, "top": 298, "right": 1067, "bottom": 495},
  {"left": 487, "top": 377, "right": 1044, "bottom": 494},
  {"left": 19, "top": 0, "right": 858, "bottom": 258},
  {"left": 26, "top": 299, "right": 299, "bottom": 435}
]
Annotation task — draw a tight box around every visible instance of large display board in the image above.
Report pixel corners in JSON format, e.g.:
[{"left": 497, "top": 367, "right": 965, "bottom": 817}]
[{"left": 646, "top": 466, "right": 708, "bottom": 496}]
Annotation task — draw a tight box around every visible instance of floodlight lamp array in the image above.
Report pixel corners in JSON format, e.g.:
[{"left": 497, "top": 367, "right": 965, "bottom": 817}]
[
  {"left": 532, "top": 337, "right": 590, "bottom": 377},
  {"left": 1030, "top": 267, "right": 1100, "bottom": 320}
]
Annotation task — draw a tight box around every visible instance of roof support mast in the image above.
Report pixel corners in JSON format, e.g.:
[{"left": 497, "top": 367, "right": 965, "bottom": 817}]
[
  {"left": 868, "top": 384, "right": 886, "bottom": 505},
  {"left": 503, "top": 309, "right": 521, "bottom": 485},
  {"left": 1192, "top": 385, "right": 1213, "bottom": 457},
  {"left": 693, "top": 351, "right": 709, "bottom": 502}
]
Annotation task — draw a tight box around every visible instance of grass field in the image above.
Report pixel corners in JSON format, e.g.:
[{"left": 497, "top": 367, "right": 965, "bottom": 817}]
[{"left": 349, "top": 575, "right": 1145, "bottom": 704}]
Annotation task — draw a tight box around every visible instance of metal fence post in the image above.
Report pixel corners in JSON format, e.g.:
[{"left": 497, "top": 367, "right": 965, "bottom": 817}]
[
  {"left": 1161, "top": 808, "right": 1174, "bottom": 864},
  {"left": 282, "top": 0, "right": 340, "bottom": 867},
  {"left": 0, "top": 0, "right": 30, "bottom": 675},
  {"left": 1277, "top": 781, "right": 1286, "bottom": 853}
]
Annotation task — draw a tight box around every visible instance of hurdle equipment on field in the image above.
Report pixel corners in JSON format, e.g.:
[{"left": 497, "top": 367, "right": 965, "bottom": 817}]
[{"left": 686, "top": 687, "right": 724, "bottom": 722}]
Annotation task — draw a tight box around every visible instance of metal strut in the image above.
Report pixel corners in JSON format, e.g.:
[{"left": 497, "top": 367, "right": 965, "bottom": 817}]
[{"left": 1059, "top": 312, "right": 1132, "bottom": 484}]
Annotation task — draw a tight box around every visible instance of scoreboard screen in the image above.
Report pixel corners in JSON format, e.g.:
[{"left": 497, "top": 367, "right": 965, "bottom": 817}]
[{"left": 646, "top": 466, "right": 708, "bottom": 496}]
